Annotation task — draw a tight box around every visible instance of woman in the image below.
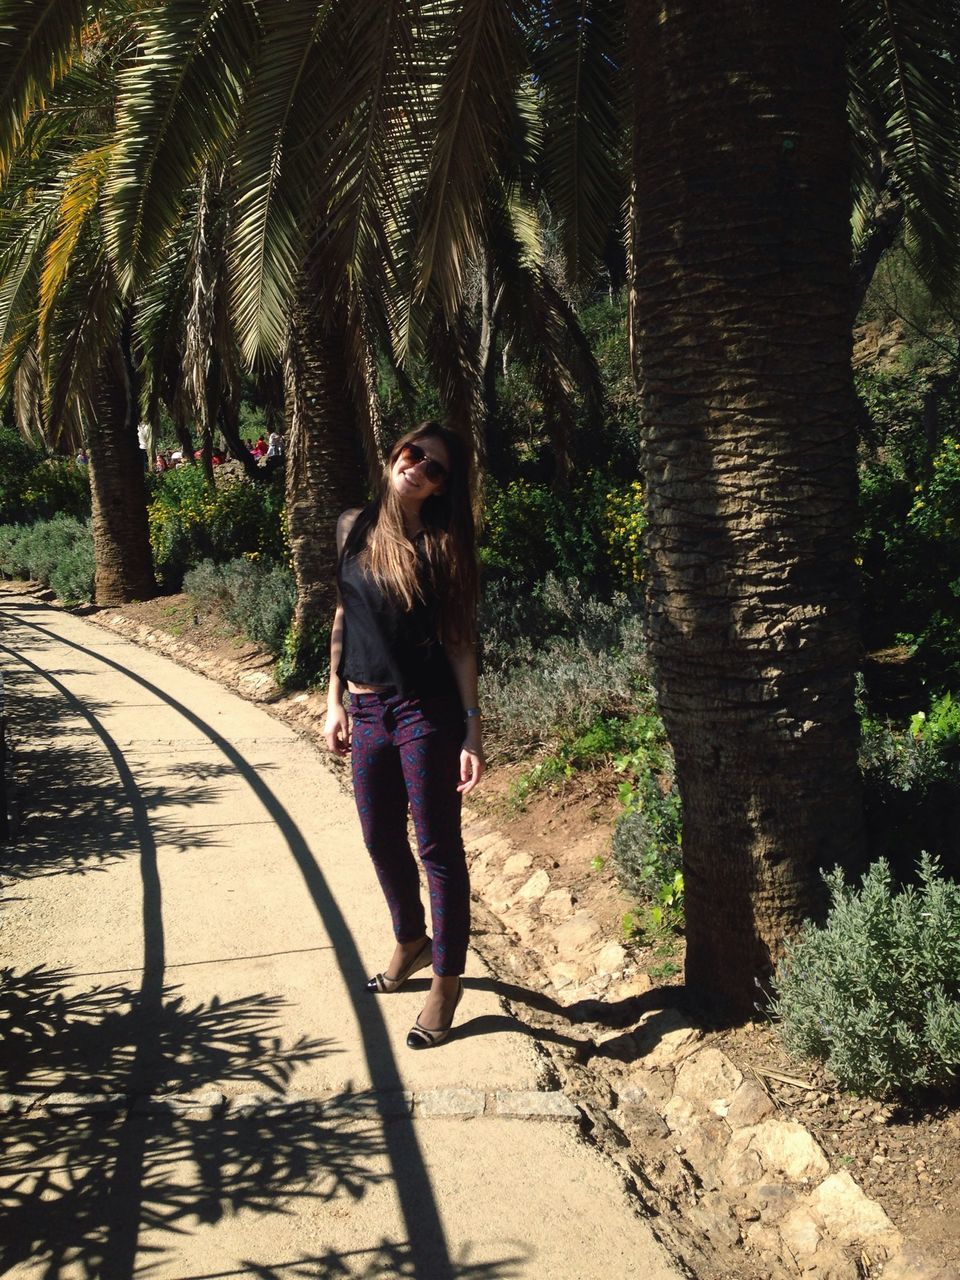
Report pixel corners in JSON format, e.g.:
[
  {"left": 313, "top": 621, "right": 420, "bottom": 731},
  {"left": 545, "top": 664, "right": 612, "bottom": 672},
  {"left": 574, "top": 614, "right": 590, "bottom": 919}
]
[{"left": 324, "top": 422, "right": 483, "bottom": 1049}]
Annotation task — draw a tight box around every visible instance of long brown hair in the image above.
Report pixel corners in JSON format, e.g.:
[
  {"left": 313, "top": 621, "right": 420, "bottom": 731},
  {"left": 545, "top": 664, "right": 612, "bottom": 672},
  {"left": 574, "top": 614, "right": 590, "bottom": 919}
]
[{"left": 347, "top": 422, "right": 478, "bottom": 644}]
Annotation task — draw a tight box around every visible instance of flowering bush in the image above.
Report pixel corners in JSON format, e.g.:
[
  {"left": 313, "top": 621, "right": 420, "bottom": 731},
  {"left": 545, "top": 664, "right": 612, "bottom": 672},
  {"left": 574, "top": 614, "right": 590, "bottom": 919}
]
[
  {"left": 602, "top": 481, "right": 646, "bottom": 587},
  {"left": 148, "top": 465, "right": 285, "bottom": 586}
]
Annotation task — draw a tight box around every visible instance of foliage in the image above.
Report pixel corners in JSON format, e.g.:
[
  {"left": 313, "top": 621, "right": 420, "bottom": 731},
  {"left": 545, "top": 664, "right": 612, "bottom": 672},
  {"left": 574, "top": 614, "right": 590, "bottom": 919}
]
[
  {"left": 275, "top": 619, "right": 331, "bottom": 692},
  {"left": 770, "top": 856, "right": 960, "bottom": 1099},
  {"left": 480, "top": 608, "right": 650, "bottom": 754},
  {"left": 183, "top": 557, "right": 296, "bottom": 656},
  {"left": 860, "top": 690, "right": 960, "bottom": 875},
  {"left": 0, "top": 428, "right": 90, "bottom": 524},
  {"left": 857, "top": 362, "right": 960, "bottom": 682},
  {"left": 480, "top": 474, "right": 646, "bottom": 595},
  {"left": 147, "top": 465, "right": 285, "bottom": 587},
  {"left": 610, "top": 714, "right": 684, "bottom": 930},
  {"left": 0, "top": 516, "right": 94, "bottom": 604}
]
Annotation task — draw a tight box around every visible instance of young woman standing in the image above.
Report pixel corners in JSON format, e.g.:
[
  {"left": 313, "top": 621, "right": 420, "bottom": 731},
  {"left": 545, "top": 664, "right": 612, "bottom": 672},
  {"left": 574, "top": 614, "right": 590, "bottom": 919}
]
[{"left": 324, "top": 423, "right": 484, "bottom": 1048}]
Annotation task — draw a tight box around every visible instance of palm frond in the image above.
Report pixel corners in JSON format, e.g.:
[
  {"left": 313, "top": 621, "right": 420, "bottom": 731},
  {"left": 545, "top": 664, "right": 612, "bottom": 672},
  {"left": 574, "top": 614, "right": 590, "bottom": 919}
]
[
  {"left": 0, "top": 0, "right": 102, "bottom": 179},
  {"left": 533, "top": 0, "right": 627, "bottom": 284},
  {"left": 106, "top": 0, "right": 259, "bottom": 291},
  {"left": 44, "top": 243, "right": 119, "bottom": 443},
  {"left": 844, "top": 0, "right": 960, "bottom": 296},
  {"left": 229, "top": 0, "right": 339, "bottom": 365},
  {"left": 413, "top": 0, "right": 531, "bottom": 323},
  {"left": 38, "top": 143, "right": 109, "bottom": 357},
  {"left": 12, "top": 337, "right": 44, "bottom": 441}
]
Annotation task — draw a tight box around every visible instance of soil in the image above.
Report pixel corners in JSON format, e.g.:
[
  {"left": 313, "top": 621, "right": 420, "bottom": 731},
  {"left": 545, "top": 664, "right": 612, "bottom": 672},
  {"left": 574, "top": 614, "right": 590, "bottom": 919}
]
[{"left": 77, "top": 590, "right": 960, "bottom": 1273}]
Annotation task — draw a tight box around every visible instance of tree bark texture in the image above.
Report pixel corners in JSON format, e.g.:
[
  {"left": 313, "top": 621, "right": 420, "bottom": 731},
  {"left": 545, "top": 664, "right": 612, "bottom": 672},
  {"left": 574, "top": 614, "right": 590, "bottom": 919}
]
[
  {"left": 87, "top": 343, "right": 156, "bottom": 605},
  {"left": 632, "top": 0, "right": 864, "bottom": 1018},
  {"left": 283, "top": 302, "right": 367, "bottom": 667}
]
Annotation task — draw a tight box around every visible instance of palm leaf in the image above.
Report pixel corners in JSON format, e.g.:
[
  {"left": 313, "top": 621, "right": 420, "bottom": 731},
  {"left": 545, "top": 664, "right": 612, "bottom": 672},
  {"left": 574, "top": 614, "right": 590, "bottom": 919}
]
[
  {"left": 413, "top": 0, "right": 532, "bottom": 323},
  {"left": 106, "top": 0, "right": 259, "bottom": 292},
  {"left": 533, "top": 0, "right": 627, "bottom": 284},
  {"left": 229, "top": 0, "right": 341, "bottom": 365},
  {"left": 38, "top": 143, "right": 109, "bottom": 357},
  {"left": 844, "top": 0, "right": 960, "bottom": 295},
  {"left": 0, "top": 0, "right": 104, "bottom": 179}
]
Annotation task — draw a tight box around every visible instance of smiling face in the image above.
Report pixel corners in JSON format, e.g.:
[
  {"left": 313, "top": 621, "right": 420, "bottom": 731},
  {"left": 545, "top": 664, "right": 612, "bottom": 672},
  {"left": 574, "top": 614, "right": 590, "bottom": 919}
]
[{"left": 390, "top": 435, "right": 451, "bottom": 506}]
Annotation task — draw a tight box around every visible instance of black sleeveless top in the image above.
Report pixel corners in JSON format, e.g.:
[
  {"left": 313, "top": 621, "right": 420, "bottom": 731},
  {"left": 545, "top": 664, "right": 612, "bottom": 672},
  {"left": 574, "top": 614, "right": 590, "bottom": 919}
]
[{"left": 336, "top": 511, "right": 458, "bottom": 699}]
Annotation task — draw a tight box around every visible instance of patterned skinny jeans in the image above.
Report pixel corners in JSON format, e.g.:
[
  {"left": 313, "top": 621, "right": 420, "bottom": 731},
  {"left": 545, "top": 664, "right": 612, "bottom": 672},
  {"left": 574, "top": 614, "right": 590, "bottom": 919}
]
[{"left": 349, "top": 690, "right": 469, "bottom": 976}]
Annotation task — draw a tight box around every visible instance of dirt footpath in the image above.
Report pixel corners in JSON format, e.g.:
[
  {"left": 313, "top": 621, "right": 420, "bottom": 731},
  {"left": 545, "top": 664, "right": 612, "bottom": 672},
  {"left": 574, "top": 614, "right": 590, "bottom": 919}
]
[{"left": 0, "top": 591, "right": 683, "bottom": 1280}]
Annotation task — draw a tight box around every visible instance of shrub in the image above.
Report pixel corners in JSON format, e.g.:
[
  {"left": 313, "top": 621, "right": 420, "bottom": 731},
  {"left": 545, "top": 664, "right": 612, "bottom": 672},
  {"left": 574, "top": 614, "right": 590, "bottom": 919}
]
[
  {"left": 859, "top": 693, "right": 960, "bottom": 877},
  {"left": 0, "top": 516, "right": 94, "bottom": 602},
  {"left": 480, "top": 474, "right": 646, "bottom": 594},
  {"left": 183, "top": 557, "right": 296, "bottom": 655},
  {"left": 610, "top": 713, "right": 683, "bottom": 926},
  {"left": 770, "top": 856, "right": 960, "bottom": 1099},
  {"left": 19, "top": 458, "right": 91, "bottom": 521},
  {"left": 148, "top": 466, "right": 285, "bottom": 586}
]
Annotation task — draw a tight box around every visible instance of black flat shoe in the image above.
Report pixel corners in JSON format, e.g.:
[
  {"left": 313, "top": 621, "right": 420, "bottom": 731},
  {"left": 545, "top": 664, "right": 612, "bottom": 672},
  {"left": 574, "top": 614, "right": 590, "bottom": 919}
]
[
  {"left": 365, "top": 938, "right": 432, "bottom": 993},
  {"left": 406, "top": 979, "right": 463, "bottom": 1050}
]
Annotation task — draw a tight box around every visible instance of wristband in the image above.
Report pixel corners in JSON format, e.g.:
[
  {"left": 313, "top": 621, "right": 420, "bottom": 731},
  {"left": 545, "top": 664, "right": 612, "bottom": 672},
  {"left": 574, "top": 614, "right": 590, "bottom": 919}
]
[{"left": 464, "top": 707, "right": 482, "bottom": 719}]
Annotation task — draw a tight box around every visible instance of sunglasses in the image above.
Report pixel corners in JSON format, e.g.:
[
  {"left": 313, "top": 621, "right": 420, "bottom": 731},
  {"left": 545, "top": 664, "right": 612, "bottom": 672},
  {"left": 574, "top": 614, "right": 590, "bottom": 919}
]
[{"left": 397, "top": 442, "right": 448, "bottom": 483}]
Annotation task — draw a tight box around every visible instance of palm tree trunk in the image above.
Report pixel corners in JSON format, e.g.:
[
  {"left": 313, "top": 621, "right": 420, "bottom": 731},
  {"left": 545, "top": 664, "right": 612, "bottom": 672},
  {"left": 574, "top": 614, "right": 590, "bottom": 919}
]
[
  {"left": 87, "top": 342, "right": 156, "bottom": 605},
  {"left": 282, "top": 300, "right": 366, "bottom": 682},
  {"left": 632, "top": 0, "right": 864, "bottom": 1019}
]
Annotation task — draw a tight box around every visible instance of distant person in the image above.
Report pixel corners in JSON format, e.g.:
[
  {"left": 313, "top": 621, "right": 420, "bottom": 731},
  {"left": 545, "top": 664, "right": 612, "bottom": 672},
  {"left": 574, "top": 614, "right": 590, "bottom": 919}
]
[
  {"left": 252, "top": 435, "right": 268, "bottom": 459},
  {"left": 266, "top": 430, "right": 284, "bottom": 459},
  {"left": 137, "top": 422, "right": 151, "bottom": 471},
  {"left": 75, "top": 448, "right": 89, "bottom": 465},
  {"left": 155, "top": 452, "right": 168, "bottom": 472}
]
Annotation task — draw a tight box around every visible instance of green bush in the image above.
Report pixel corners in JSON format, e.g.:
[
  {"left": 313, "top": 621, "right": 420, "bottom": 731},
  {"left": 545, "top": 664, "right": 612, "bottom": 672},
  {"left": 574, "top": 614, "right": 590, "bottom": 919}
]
[
  {"left": 860, "top": 692, "right": 960, "bottom": 875},
  {"left": 0, "top": 426, "right": 90, "bottom": 524},
  {"left": 770, "top": 856, "right": 960, "bottom": 1099},
  {"left": 148, "top": 466, "right": 285, "bottom": 586},
  {"left": 480, "top": 475, "right": 646, "bottom": 594},
  {"left": 0, "top": 516, "right": 94, "bottom": 603},
  {"left": 610, "top": 713, "right": 683, "bottom": 927},
  {"left": 19, "top": 457, "right": 91, "bottom": 521},
  {"left": 183, "top": 557, "right": 296, "bottom": 655}
]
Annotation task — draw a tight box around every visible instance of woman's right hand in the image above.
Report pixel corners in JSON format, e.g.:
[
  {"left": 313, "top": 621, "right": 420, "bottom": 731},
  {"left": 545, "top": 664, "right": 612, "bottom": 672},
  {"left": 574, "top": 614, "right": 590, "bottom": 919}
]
[{"left": 324, "top": 703, "right": 351, "bottom": 755}]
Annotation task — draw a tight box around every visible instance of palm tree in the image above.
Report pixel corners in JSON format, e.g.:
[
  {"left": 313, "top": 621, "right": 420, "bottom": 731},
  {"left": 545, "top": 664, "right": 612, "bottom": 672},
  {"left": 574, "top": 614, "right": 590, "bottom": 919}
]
[
  {"left": 626, "top": 0, "right": 864, "bottom": 1019},
  {"left": 0, "top": 8, "right": 156, "bottom": 604}
]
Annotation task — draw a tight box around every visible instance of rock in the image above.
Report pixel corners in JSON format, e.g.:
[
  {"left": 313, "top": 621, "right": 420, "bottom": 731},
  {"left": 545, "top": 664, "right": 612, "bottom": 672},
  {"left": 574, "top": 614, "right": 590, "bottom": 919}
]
[
  {"left": 778, "top": 1205, "right": 823, "bottom": 1257},
  {"left": 594, "top": 942, "right": 627, "bottom": 975},
  {"left": 502, "top": 851, "right": 533, "bottom": 878},
  {"left": 610, "top": 973, "right": 654, "bottom": 1002},
  {"left": 724, "top": 1119, "right": 829, "bottom": 1183},
  {"left": 805, "top": 1171, "right": 902, "bottom": 1254},
  {"left": 551, "top": 911, "right": 601, "bottom": 955},
  {"left": 744, "top": 1182, "right": 803, "bottom": 1223},
  {"left": 633, "top": 1008, "right": 702, "bottom": 1068},
  {"left": 236, "top": 670, "right": 281, "bottom": 702},
  {"left": 501, "top": 908, "right": 539, "bottom": 945},
  {"left": 495, "top": 1090, "right": 580, "bottom": 1120},
  {"left": 549, "top": 961, "right": 587, "bottom": 991},
  {"left": 725, "top": 1079, "right": 777, "bottom": 1129},
  {"left": 881, "top": 1244, "right": 960, "bottom": 1280},
  {"left": 540, "top": 888, "right": 575, "bottom": 920},
  {"left": 417, "top": 1088, "right": 486, "bottom": 1118},
  {"left": 688, "top": 1190, "right": 742, "bottom": 1248},
  {"left": 616, "top": 1089, "right": 670, "bottom": 1139},
  {"left": 663, "top": 1094, "right": 698, "bottom": 1137},
  {"left": 623, "top": 1066, "right": 673, "bottom": 1107},
  {"left": 674, "top": 1047, "right": 743, "bottom": 1109},
  {"left": 515, "top": 869, "right": 551, "bottom": 901}
]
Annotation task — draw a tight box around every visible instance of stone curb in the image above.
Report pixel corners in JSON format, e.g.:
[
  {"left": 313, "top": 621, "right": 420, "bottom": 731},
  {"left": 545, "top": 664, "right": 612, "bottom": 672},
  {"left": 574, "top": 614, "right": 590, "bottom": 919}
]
[{"left": 0, "top": 1088, "right": 579, "bottom": 1123}]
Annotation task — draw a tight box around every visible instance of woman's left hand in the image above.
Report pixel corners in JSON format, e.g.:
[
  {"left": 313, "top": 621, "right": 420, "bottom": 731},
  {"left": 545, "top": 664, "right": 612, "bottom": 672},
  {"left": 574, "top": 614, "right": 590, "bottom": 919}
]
[{"left": 458, "top": 729, "right": 485, "bottom": 794}]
